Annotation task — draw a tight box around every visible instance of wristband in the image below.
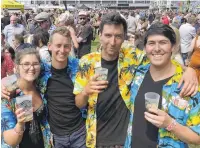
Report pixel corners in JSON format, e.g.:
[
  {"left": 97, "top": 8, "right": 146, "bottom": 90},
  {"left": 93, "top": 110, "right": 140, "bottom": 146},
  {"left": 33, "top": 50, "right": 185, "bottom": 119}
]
[
  {"left": 166, "top": 119, "right": 177, "bottom": 131},
  {"left": 14, "top": 126, "right": 25, "bottom": 135}
]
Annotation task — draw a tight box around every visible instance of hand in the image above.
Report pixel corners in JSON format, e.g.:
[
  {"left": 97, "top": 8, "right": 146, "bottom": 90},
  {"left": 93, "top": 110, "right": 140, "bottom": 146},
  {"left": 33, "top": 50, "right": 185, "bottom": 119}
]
[
  {"left": 15, "top": 108, "right": 26, "bottom": 125},
  {"left": 67, "top": 26, "right": 76, "bottom": 37},
  {"left": 178, "top": 67, "right": 198, "bottom": 97},
  {"left": 83, "top": 74, "right": 108, "bottom": 96},
  {"left": 144, "top": 108, "right": 172, "bottom": 129},
  {"left": 1, "top": 84, "right": 12, "bottom": 100}
]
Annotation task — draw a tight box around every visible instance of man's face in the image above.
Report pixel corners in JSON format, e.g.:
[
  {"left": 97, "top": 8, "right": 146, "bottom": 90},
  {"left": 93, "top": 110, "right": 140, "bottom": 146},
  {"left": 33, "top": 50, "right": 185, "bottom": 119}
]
[
  {"left": 10, "top": 16, "right": 17, "bottom": 26},
  {"left": 145, "top": 35, "right": 174, "bottom": 68},
  {"left": 48, "top": 33, "right": 72, "bottom": 65},
  {"left": 41, "top": 20, "right": 51, "bottom": 30},
  {"left": 100, "top": 24, "right": 125, "bottom": 57},
  {"left": 79, "top": 15, "right": 87, "bottom": 25}
]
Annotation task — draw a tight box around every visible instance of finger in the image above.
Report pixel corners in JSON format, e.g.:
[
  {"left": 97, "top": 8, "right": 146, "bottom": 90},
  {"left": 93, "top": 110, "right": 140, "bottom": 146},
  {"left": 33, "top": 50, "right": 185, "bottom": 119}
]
[
  {"left": 179, "top": 81, "right": 189, "bottom": 97},
  {"left": 183, "top": 82, "right": 193, "bottom": 97},
  {"left": 15, "top": 108, "right": 24, "bottom": 115},
  {"left": 96, "top": 80, "right": 109, "bottom": 85},
  {"left": 91, "top": 75, "right": 99, "bottom": 81},
  {"left": 178, "top": 77, "right": 184, "bottom": 88},
  {"left": 91, "top": 85, "right": 108, "bottom": 91},
  {"left": 185, "top": 83, "right": 196, "bottom": 97},
  {"left": 17, "top": 111, "right": 26, "bottom": 119},
  {"left": 192, "top": 83, "right": 198, "bottom": 96},
  {"left": 144, "top": 115, "right": 160, "bottom": 127}
]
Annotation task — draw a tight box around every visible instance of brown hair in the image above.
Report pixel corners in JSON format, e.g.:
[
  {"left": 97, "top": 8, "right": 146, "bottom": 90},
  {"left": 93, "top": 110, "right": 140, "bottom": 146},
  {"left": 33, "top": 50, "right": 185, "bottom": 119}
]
[{"left": 49, "top": 26, "right": 71, "bottom": 43}]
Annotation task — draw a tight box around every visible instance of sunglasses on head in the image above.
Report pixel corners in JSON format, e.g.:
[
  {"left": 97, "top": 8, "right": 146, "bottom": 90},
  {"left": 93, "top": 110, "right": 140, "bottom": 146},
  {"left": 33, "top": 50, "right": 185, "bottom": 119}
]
[{"left": 79, "top": 17, "right": 86, "bottom": 20}]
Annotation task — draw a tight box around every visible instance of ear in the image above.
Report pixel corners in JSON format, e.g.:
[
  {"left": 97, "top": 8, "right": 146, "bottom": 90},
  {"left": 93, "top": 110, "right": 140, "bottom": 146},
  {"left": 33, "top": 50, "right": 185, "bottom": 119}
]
[{"left": 48, "top": 42, "right": 52, "bottom": 51}]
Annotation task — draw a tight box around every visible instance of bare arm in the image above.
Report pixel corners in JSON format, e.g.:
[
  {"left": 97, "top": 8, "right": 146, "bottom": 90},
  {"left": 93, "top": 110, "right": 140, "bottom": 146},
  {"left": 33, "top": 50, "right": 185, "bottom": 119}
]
[
  {"left": 188, "top": 37, "right": 196, "bottom": 58},
  {"left": 3, "top": 108, "right": 26, "bottom": 147}
]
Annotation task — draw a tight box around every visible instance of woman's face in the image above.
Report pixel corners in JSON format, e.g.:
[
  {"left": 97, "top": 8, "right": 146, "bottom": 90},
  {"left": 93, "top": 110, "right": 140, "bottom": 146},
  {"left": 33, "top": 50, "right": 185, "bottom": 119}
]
[
  {"left": 17, "top": 54, "right": 41, "bottom": 82},
  {"left": 4, "top": 49, "right": 11, "bottom": 57},
  {"left": 12, "top": 37, "right": 20, "bottom": 49}
]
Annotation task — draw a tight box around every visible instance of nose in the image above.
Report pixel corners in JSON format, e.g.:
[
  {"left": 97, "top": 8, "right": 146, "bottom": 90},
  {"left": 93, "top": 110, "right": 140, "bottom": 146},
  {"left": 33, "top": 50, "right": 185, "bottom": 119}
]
[
  {"left": 110, "top": 36, "right": 116, "bottom": 46},
  {"left": 155, "top": 43, "right": 160, "bottom": 52}
]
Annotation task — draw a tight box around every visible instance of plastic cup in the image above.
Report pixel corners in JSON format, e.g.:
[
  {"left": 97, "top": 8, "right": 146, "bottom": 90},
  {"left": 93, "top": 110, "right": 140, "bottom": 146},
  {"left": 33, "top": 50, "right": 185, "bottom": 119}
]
[
  {"left": 95, "top": 67, "right": 108, "bottom": 81},
  {"left": 1, "top": 74, "right": 18, "bottom": 92},
  {"left": 145, "top": 92, "right": 160, "bottom": 110},
  {"left": 16, "top": 95, "right": 33, "bottom": 122}
]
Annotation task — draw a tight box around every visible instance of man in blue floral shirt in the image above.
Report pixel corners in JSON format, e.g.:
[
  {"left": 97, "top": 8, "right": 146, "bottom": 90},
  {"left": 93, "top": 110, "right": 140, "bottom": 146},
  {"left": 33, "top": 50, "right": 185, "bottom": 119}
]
[{"left": 37, "top": 26, "right": 86, "bottom": 148}]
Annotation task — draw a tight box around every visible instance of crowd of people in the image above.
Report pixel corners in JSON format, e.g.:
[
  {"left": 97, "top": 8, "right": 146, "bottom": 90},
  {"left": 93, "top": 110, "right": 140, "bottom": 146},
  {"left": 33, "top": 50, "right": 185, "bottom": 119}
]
[{"left": 1, "top": 7, "right": 200, "bottom": 148}]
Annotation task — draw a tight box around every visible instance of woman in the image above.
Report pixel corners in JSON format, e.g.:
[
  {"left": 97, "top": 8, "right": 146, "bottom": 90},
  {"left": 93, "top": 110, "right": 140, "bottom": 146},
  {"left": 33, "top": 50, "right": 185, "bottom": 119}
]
[
  {"left": 1, "top": 48, "right": 51, "bottom": 148},
  {"left": 33, "top": 29, "right": 51, "bottom": 64},
  {"left": 189, "top": 29, "right": 200, "bottom": 83},
  {"left": 1, "top": 45, "right": 15, "bottom": 79}
]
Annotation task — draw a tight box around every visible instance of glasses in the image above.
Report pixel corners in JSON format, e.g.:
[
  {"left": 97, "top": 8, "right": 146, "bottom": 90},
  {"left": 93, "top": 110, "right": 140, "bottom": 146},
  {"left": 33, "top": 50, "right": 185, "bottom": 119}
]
[{"left": 19, "top": 63, "right": 40, "bottom": 70}]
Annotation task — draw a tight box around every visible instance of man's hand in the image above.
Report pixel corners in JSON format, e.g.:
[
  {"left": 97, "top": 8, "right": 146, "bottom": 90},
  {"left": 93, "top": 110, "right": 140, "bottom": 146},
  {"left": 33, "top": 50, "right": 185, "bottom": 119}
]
[
  {"left": 83, "top": 74, "right": 108, "bottom": 96},
  {"left": 178, "top": 67, "right": 198, "bottom": 97},
  {"left": 144, "top": 108, "right": 172, "bottom": 129}
]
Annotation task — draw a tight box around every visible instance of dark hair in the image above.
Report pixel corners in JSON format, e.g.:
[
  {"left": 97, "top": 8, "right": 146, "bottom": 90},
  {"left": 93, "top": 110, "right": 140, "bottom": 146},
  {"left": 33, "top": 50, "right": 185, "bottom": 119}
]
[
  {"left": 99, "top": 12, "right": 127, "bottom": 35},
  {"left": 3, "top": 45, "right": 15, "bottom": 60},
  {"left": 144, "top": 22, "right": 176, "bottom": 46},
  {"left": 14, "top": 34, "right": 24, "bottom": 44},
  {"left": 33, "top": 29, "right": 49, "bottom": 47}
]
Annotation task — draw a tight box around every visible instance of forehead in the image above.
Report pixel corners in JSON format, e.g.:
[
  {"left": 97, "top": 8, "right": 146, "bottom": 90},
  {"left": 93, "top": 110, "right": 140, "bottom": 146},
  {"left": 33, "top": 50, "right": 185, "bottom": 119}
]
[
  {"left": 20, "top": 54, "right": 39, "bottom": 62},
  {"left": 10, "top": 16, "right": 17, "bottom": 20},
  {"left": 51, "top": 33, "right": 71, "bottom": 43},
  {"left": 102, "top": 24, "right": 124, "bottom": 34},
  {"left": 147, "top": 34, "right": 170, "bottom": 41}
]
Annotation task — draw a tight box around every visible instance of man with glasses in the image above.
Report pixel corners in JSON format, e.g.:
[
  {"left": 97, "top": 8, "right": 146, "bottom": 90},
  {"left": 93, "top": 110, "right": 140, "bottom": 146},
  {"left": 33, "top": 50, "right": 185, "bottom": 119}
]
[{"left": 76, "top": 11, "right": 93, "bottom": 59}]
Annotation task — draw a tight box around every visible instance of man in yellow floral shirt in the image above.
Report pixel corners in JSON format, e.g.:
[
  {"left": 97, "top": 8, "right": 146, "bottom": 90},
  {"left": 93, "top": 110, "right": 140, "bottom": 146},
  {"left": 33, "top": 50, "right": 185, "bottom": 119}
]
[{"left": 73, "top": 12, "right": 199, "bottom": 148}]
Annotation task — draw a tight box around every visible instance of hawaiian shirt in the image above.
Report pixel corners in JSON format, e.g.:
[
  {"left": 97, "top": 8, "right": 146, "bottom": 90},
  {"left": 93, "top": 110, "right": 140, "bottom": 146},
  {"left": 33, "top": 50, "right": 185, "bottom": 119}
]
[
  {"left": 73, "top": 46, "right": 148, "bottom": 147},
  {"left": 124, "top": 61, "right": 200, "bottom": 148},
  {"left": 1, "top": 90, "right": 51, "bottom": 148}
]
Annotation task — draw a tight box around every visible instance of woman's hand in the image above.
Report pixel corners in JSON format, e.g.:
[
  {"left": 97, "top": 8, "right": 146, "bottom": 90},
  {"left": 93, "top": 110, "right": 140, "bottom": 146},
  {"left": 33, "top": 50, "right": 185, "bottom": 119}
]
[{"left": 15, "top": 108, "right": 26, "bottom": 125}]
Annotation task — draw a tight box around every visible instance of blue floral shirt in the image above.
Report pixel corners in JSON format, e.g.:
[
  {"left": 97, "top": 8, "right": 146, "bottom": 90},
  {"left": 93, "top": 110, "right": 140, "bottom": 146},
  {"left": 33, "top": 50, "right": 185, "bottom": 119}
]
[
  {"left": 1, "top": 90, "right": 51, "bottom": 148},
  {"left": 124, "top": 61, "right": 200, "bottom": 148}
]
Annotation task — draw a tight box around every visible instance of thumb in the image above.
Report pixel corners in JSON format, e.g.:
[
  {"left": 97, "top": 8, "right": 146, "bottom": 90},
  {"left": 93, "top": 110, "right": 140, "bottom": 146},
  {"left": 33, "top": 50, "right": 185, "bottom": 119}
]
[{"left": 91, "top": 74, "right": 99, "bottom": 81}]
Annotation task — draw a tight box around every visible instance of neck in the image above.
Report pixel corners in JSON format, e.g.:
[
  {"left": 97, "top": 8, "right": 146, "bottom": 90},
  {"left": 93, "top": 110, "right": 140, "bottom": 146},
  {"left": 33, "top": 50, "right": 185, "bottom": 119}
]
[
  {"left": 150, "top": 61, "right": 175, "bottom": 82},
  {"left": 51, "top": 58, "right": 68, "bottom": 69},
  {"left": 17, "top": 78, "right": 35, "bottom": 92},
  {"left": 101, "top": 49, "right": 119, "bottom": 61}
]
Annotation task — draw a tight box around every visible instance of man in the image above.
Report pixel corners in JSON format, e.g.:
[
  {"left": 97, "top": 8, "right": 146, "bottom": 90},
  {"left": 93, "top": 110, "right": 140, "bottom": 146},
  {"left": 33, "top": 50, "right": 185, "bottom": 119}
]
[
  {"left": 3, "top": 15, "right": 26, "bottom": 48},
  {"left": 179, "top": 16, "right": 196, "bottom": 65},
  {"left": 127, "top": 11, "right": 137, "bottom": 34},
  {"left": 125, "top": 22, "right": 200, "bottom": 148},
  {"left": 1, "top": 11, "right": 10, "bottom": 30},
  {"left": 73, "top": 12, "right": 198, "bottom": 148},
  {"left": 37, "top": 27, "right": 86, "bottom": 148},
  {"left": 34, "top": 12, "right": 55, "bottom": 34},
  {"left": 76, "top": 11, "right": 93, "bottom": 59}
]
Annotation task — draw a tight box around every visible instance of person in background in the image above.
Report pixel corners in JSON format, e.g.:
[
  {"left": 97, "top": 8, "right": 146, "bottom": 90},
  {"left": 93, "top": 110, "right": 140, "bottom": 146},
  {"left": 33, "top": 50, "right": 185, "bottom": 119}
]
[
  {"left": 1, "top": 11, "right": 10, "bottom": 30},
  {"left": 3, "top": 15, "right": 26, "bottom": 48},
  {"left": 161, "top": 12, "right": 169, "bottom": 25},
  {"left": 189, "top": 28, "right": 200, "bottom": 83},
  {"left": 125, "top": 22, "right": 200, "bottom": 148},
  {"left": 1, "top": 45, "right": 15, "bottom": 79},
  {"left": 12, "top": 34, "right": 32, "bottom": 51},
  {"left": 33, "top": 29, "right": 51, "bottom": 64},
  {"left": 76, "top": 11, "right": 93, "bottom": 59},
  {"left": 1, "top": 48, "right": 52, "bottom": 148},
  {"left": 179, "top": 17, "right": 196, "bottom": 66}
]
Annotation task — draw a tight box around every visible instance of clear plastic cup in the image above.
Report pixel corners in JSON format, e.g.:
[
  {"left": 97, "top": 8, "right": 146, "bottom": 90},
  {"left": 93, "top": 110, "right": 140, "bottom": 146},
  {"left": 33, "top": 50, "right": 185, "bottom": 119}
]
[
  {"left": 145, "top": 92, "right": 160, "bottom": 110},
  {"left": 95, "top": 67, "right": 108, "bottom": 81},
  {"left": 1, "top": 74, "right": 18, "bottom": 92},
  {"left": 16, "top": 95, "right": 33, "bottom": 122}
]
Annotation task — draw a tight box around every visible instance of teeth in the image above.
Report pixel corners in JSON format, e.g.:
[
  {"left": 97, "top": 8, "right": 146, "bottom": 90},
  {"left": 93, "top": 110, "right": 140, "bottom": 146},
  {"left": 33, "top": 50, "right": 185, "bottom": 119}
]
[{"left": 153, "top": 54, "right": 162, "bottom": 58}]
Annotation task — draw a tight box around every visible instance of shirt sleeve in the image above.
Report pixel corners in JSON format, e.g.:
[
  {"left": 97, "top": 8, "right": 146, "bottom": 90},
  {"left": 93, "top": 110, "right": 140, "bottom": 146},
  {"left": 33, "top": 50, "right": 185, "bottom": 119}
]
[
  {"left": 1, "top": 99, "right": 17, "bottom": 133},
  {"left": 186, "top": 91, "right": 200, "bottom": 135},
  {"left": 73, "top": 56, "right": 90, "bottom": 95}
]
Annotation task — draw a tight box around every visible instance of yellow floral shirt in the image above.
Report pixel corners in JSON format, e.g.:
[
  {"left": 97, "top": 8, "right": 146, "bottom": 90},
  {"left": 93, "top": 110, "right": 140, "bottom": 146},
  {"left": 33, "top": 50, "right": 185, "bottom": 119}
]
[{"left": 73, "top": 46, "right": 148, "bottom": 147}]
